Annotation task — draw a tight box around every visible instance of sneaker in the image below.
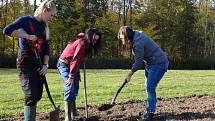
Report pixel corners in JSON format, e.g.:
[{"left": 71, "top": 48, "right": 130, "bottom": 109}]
[{"left": 143, "top": 112, "right": 154, "bottom": 121}]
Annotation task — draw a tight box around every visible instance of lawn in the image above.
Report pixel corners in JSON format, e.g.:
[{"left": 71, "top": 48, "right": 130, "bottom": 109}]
[{"left": 0, "top": 69, "right": 215, "bottom": 119}]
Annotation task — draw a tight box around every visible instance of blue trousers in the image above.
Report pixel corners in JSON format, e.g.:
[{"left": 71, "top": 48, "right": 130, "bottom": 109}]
[
  {"left": 57, "top": 60, "right": 80, "bottom": 101},
  {"left": 145, "top": 62, "right": 168, "bottom": 113}
]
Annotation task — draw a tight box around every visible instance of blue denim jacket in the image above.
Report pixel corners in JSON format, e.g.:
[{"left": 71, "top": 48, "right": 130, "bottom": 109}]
[{"left": 131, "top": 30, "right": 168, "bottom": 72}]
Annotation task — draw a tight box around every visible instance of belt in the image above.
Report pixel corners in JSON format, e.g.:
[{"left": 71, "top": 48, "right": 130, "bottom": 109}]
[{"left": 59, "top": 58, "right": 69, "bottom": 64}]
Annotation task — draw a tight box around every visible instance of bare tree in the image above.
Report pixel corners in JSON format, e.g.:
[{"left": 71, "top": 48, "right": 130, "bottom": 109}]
[
  {"left": 2, "top": 0, "right": 8, "bottom": 54},
  {"left": 34, "top": 0, "right": 36, "bottom": 11},
  {"left": 24, "top": 0, "right": 31, "bottom": 14},
  {"left": 204, "top": 0, "right": 208, "bottom": 57}
]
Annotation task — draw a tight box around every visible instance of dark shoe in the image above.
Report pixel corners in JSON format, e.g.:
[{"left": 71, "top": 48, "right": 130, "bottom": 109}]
[
  {"left": 71, "top": 100, "right": 77, "bottom": 117},
  {"left": 143, "top": 112, "right": 154, "bottom": 121}
]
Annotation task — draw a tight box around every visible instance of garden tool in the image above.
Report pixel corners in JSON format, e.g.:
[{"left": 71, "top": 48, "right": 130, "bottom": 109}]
[
  {"left": 83, "top": 61, "right": 89, "bottom": 118},
  {"left": 111, "top": 79, "right": 128, "bottom": 104},
  {"left": 34, "top": 42, "right": 60, "bottom": 121},
  {"left": 98, "top": 79, "right": 128, "bottom": 111}
]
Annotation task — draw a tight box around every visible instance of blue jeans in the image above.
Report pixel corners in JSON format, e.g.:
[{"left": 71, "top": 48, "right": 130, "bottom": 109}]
[
  {"left": 145, "top": 62, "right": 168, "bottom": 113},
  {"left": 57, "top": 60, "right": 80, "bottom": 101}
]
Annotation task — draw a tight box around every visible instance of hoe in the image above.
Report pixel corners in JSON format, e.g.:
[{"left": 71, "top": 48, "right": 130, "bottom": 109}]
[
  {"left": 98, "top": 79, "right": 128, "bottom": 111},
  {"left": 34, "top": 41, "right": 60, "bottom": 121}
]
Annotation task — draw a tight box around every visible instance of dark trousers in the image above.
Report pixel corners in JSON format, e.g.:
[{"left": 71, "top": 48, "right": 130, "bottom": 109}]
[{"left": 17, "top": 67, "right": 43, "bottom": 106}]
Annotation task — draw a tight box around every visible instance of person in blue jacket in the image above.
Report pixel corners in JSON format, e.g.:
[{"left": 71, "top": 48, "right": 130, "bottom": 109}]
[
  {"left": 117, "top": 26, "right": 169, "bottom": 121},
  {"left": 3, "top": 0, "right": 56, "bottom": 120}
]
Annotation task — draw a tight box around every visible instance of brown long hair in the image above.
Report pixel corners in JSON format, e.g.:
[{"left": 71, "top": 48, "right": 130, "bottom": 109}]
[{"left": 117, "top": 26, "right": 134, "bottom": 50}]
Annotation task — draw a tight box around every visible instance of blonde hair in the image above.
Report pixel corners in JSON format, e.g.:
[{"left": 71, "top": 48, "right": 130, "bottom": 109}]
[
  {"left": 34, "top": 0, "right": 56, "bottom": 40},
  {"left": 34, "top": 0, "right": 56, "bottom": 17}
]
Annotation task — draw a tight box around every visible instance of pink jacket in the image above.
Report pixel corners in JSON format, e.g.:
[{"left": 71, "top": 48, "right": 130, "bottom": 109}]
[{"left": 60, "top": 38, "right": 86, "bottom": 76}]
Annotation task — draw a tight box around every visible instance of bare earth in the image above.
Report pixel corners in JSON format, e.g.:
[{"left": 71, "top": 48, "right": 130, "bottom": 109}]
[{"left": 2, "top": 94, "right": 215, "bottom": 121}]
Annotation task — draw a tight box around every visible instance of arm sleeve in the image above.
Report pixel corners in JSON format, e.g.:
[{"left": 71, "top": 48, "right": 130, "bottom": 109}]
[
  {"left": 43, "top": 40, "right": 50, "bottom": 56},
  {"left": 69, "top": 43, "right": 85, "bottom": 77},
  {"left": 3, "top": 16, "right": 25, "bottom": 36},
  {"left": 131, "top": 44, "right": 145, "bottom": 72}
]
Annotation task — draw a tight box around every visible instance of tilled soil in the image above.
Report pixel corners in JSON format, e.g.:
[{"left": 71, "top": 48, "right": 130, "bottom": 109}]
[{"left": 2, "top": 94, "right": 215, "bottom": 121}]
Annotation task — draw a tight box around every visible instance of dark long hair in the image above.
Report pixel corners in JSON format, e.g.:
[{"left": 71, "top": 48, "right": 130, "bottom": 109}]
[{"left": 85, "top": 28, "right": 102, "bottom": 55}]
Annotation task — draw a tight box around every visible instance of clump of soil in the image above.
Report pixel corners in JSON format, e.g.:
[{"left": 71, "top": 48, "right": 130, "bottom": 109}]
[
  {"left": 97, "top": 104, "right": 115, "bottom": 111},
  {"left": 2, "top": 94, "right": 215, "bottom": 121}
]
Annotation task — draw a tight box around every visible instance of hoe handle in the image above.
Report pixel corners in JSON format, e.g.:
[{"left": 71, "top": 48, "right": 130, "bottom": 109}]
[
  {"left": 34, "top": 43, "right": 57, "bottom": 109},
  {"left": 83, "top": 62, "right": 88, "bottom": 118},
  {"left": 111, "top": 79, "right": 128, "bottom": 104},
  {"left": 43, "top": 76, "right": 57, "bottom": 109}
]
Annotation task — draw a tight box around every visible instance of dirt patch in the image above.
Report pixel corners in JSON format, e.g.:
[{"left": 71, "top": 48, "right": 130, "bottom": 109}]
[{"left": 2, "top": 94, "right": 215, "bottom": 121}]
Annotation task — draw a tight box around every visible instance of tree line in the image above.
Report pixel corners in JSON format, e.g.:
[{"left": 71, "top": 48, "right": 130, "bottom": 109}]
[{"left": 1, "top": 0, "right": 215, "bottom": 69}]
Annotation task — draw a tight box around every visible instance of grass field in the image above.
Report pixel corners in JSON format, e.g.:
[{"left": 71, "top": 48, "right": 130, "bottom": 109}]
[{"left": 1, "top": 69, "right": 215, "bottom": 119}]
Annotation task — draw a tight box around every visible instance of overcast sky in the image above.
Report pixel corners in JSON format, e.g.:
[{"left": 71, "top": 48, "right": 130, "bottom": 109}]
[{"left": 29, "top": 0, "right": 41, "bottom": 5}]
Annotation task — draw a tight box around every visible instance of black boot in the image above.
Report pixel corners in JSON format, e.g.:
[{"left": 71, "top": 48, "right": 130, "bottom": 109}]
[
  {"left": 71, "top": 100, "right": 80, "bottom": 120},
  {"left": 71, "top": 100, "right": 77, "bottom": 117},
  {"left": 143, "top": 112, "right": 154, "bottom": 121}
]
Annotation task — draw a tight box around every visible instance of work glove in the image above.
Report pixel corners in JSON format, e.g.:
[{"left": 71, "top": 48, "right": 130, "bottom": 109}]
[
  {"left": 26, "top": 34, "right": 38, "bottom": 41},
  {"left": 125, "top": 70, "right": 134, "bottom": 82},
  {"left": 18, "top": 29, "right": 38, "bottom": 42}
]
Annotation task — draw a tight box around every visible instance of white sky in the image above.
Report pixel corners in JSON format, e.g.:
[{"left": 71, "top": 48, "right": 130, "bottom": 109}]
[{"left": 29, "top": 0, "right": 41, "bottom": 5}]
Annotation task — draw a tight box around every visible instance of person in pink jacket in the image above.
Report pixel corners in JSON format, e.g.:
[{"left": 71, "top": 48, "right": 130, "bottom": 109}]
[{"left": 57, "top": 28, "right": 101, "bottom": 121}]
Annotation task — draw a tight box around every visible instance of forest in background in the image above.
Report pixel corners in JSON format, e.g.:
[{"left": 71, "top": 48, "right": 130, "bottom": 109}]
[{"left": 1, "top": 0, "right": 215, "bottom": 69}]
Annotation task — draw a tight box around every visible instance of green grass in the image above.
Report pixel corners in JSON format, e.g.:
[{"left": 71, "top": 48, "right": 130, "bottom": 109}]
[{"left": 1, "top": 69, "right": 215, "bottom": 118}]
